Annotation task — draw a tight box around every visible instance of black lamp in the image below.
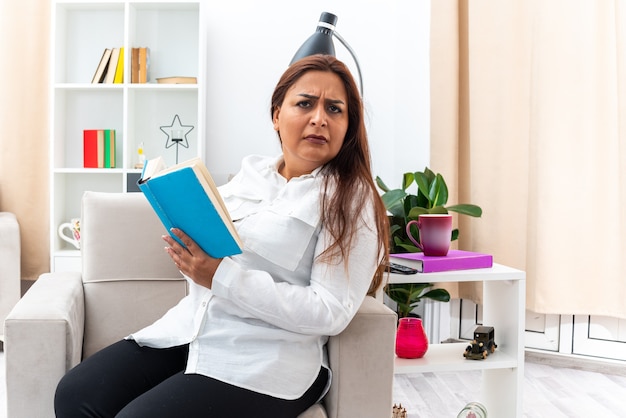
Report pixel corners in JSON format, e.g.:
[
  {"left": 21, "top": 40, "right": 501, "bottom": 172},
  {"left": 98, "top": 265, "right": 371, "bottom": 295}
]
[{"left": 290, "top": 12, "right": 364, "bottom": 96}]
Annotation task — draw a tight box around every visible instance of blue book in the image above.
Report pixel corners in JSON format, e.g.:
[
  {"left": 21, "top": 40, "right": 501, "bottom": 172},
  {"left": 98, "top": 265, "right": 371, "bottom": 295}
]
[{"left": 137, "top": 156, "right": 242, "bottom": 258}]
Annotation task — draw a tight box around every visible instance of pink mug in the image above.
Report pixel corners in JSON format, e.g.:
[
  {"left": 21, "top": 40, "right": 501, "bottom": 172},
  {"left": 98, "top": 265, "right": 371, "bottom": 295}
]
[{"left": 406, "top": 214, "right": 452, "bottom": 256}]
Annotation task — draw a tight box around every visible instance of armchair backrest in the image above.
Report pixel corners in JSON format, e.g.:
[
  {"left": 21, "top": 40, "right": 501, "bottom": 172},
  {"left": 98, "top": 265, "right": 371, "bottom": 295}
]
[{"left": 80, "top": 191, "right": 187, "bottom": 357}]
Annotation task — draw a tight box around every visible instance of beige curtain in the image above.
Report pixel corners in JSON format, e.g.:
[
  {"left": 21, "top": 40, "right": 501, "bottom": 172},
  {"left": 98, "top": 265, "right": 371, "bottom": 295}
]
[
  {"left": 431, "top": 0, "right": 626, "bottom": 318},
  {"left": 0, "top": 0, "right": 50, "bottom": 280}
]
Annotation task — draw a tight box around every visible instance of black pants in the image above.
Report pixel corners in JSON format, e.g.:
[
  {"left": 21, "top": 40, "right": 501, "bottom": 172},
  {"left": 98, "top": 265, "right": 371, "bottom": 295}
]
[{"left": 54, "top": 340, "right": 328, "bottom": 418}]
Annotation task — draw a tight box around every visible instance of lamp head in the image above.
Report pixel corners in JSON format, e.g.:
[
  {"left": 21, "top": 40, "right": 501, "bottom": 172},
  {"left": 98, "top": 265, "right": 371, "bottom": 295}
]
[{"left": 290, "top": 12, "right": 338, "bottom": 65}]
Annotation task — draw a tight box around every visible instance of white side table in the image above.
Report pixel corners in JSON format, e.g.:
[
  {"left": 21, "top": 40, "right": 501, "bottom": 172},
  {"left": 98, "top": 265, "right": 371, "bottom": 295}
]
[{"left": 388, "top": 263, "right": 526, "bottom": 418}]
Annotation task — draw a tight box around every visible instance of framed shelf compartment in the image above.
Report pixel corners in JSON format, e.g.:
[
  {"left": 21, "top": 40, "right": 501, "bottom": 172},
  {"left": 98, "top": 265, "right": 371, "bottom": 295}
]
[
  {"left": 127, "top": 87, "right": 199, "bottom": 169},
  {"left": 388, "top": 263, "right": 526, "bottom": 418},
  {"left": 50, "top": 1, "right": 206, "bottom": 272}
]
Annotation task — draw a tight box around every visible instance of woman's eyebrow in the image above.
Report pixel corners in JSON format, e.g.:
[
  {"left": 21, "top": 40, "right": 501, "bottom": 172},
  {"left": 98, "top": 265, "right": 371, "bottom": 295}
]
[{"left": 297, "top": 93, "right": 345, "bottom": 105}]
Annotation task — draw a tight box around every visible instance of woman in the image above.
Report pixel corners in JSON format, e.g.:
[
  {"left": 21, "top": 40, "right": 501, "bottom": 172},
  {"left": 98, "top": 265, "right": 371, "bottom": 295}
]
[{"left": 55, "top": 54, "right": 389, "bottom": 418}]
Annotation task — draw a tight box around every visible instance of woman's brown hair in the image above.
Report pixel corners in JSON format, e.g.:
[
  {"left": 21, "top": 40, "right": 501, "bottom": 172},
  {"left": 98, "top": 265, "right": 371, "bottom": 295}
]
[{"left": 270, "top": 55, "right": 389, "bottom": 295}]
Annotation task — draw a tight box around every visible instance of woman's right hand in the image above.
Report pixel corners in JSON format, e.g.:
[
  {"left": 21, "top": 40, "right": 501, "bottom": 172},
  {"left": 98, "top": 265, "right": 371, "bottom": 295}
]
[{"left": 163, "top": 228, "right": 222, "bottom": 289}]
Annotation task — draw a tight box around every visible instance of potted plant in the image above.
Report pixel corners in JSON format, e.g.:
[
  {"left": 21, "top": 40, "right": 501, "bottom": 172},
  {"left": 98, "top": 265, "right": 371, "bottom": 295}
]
[
  {"left": 385, "top": 283, "right": 451, "bottom": 319},
  {"left": 376, "top": 167, "right": 483, "bottom": 318}
]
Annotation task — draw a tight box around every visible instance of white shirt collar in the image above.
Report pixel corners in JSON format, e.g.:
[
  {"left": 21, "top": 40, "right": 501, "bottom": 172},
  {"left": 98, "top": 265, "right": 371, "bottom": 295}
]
[{"left": 270, "top": 155, "right": 325, "bottom": 180}]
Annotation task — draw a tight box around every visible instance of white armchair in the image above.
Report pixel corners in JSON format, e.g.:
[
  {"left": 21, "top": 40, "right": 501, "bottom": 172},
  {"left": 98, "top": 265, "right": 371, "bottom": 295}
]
[
  {"left": 4, "top": 192, "right": 397, "bottom": 418},
  {"left": 0, "top": 211, "right": 21, "bottom": 344}
]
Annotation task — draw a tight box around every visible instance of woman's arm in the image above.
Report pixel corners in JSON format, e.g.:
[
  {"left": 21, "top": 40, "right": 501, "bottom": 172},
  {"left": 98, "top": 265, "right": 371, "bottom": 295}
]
[{"left": 209, "top": 202, "right": 381, "bottom": 336}]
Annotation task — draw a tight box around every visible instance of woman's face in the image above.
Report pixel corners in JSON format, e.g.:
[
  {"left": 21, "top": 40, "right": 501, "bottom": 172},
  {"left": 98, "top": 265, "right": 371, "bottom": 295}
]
[{"left": 273, "top": 70, "right": 348, "bottom": 179}]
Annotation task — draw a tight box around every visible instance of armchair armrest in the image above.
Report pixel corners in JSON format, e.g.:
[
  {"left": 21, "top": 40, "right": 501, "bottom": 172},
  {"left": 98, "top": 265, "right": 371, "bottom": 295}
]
[
  {"left": 4, "top": 272, "right": 85, "bottom": 418},
  {"left": 324, "top": 296, "right": 397, "bottom": 418}
]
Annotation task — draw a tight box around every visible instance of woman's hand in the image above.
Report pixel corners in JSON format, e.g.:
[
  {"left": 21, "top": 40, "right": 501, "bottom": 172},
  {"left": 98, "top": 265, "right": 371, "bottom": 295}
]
[{"left": 163, "top": 228, "right": 222, "bottom": 289}]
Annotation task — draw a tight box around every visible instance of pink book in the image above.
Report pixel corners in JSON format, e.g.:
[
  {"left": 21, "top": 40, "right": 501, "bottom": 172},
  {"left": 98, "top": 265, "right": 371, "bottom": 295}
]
[{"left": 390, "top": 250, "right": 493, "bottom": 273}]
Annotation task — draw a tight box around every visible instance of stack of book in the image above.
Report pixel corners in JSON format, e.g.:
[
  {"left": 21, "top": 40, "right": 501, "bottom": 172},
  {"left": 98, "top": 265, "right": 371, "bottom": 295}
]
[
  {"left": 91, "top": 47, "right": 124, "bottom": 84},
  {"left": 91, "top": 46, "right": 149, "bottom": 84},
  {"left": 83, "top": 129, "right": 116, "bottom": 168}
]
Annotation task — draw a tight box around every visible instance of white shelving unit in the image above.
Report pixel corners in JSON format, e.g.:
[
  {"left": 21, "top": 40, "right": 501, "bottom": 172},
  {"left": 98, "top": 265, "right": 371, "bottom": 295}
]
[
  {"left": 389, "top": 263, "right": 526, "bottom": 417},
  {"left": 49, "top": 1, "right": 206, "bottom": 272}
]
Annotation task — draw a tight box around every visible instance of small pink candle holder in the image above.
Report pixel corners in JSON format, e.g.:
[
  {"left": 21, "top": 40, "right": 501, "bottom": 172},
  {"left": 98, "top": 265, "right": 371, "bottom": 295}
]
[{"left": 395, "top": 317, "right": 429, "bottom": 359}]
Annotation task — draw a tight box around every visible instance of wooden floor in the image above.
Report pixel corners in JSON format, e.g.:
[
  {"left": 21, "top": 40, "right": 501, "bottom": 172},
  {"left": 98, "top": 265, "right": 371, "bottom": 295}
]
[
  {"left": 393, "top": 356, "right": 626, "bottom": 417},
  {"left": 2, "top": 348, "right": 626, "bottom": 417}
]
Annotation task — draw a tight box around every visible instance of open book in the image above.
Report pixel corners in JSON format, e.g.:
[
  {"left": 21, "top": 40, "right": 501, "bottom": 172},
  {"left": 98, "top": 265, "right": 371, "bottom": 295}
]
[{"left": 137, "top": 156, "right": 243, "bottom": 258}]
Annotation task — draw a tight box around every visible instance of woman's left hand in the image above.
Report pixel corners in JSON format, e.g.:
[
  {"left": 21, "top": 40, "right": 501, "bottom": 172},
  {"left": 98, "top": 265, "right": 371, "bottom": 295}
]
[{"left": 163, "top": 228, "right": 222, "bottom": 289}]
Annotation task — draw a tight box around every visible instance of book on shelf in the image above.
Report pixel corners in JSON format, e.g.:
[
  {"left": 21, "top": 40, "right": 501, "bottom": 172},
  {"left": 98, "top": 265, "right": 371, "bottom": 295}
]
[
  {"left": 131, "top": 47, "right": 149, "bottom": 83},
  {"left": 83, "top": 129, "right": 102, "bottom": 168},
  {"left": 137, "top": 156, "right": 243, "bottom": 258},
  {"left": 103, "top": 47, "right": 121, "bottom": 83},
  {"left": 83, "top": 129, "right": 116, "bottom": 168},
  {"left": 103, "top": 129, "right": 116, "bottom": 168},
  {"left": 390, "top": 250, "right": 493, "bottom": 273},
  {"left": 156, "top": 76, "right": 197, "bottom": 84},
  {"left": 131, "top": 47, "right": 139, "bottom": 83},
  {"left": 113, "top": 47, "right": 124, "bottom": 83},
  {"left": 138, "top": 47, "right": 149, "bottom": 83},
  {"left": 91, "top": 48, "right": 112, "bottom": 84}
]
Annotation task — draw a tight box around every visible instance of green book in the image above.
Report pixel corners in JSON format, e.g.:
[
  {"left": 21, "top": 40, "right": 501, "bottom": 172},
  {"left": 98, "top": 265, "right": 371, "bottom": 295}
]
[{"left": 104, "top": 129, "right": 116, "bottom": 168}]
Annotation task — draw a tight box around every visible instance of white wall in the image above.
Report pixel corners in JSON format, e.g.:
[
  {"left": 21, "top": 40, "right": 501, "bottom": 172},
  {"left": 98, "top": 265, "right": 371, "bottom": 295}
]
[{"left": 203, "top": 0, "right": 430, "bottom": 188}]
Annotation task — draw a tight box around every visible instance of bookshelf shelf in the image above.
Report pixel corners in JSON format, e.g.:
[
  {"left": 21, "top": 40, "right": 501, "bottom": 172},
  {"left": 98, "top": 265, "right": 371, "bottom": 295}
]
[
  {"left": 50, "top": 1, "right": 206, "bottom": 271},
  {"left": 53, "top": 168, "right": 126, "bottom": 174},
  {"left": 394, "top": 342, "right": 518, "bottom": 373}
]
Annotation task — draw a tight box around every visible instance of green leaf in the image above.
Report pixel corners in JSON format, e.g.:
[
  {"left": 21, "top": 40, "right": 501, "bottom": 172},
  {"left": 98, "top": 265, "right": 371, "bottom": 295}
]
[
  {"left": 381, "top": 189, "right": 407, "bottom": 216},
  {"left": 407, "top": 206, "right": 429, "bottom": 219},
  {"left": 451, "top": 228, "right": 459, "bottom": 241},
  {"left": 402, "top": 172, "right": 415, "bottom": 191},
  {"left": 414, "top": 172, "right": 431, "bottom": 204},
  {"left": 387, "top": 206, "right": 405, "bottom": 219},
  {"left": 421, "top": 288, "right": 451, "bottom": 302},
  {"left": 423, "top": 167, "right": 436, "bottom": 183},
  {"left": 384, "top": 282, "right": 451, "bottom": 317},
  {"left": 427, "top": 206, "right": 448, "bottom": 214},
  {"left": 381, "top": 189, "right": 406, "bottom": 208},
  {"left": 395, "top": 242, "right": 421, "bottom": 253},
  {"left": 416, "top": 194, "right": 430, "bottom": 208},
  {"left": 429, "top": 174, "right": 449, "bottom": 207},
  {"left": 447, "top": 204, "right": 482, "bottom": 217},
  {"left": 375, "top": 176, "right": 390, "bottom": 193},
  {"left": 404, "top": 194, "right": 419, "bottom": 219},
  {"left": 385, "top": 286, "right": 411, "bottom": 299},
  {"left": 392, "top": 236, "right": 405, "bottom": 245},
  {"left": 408, "top": 283, "right": 431, "bottom": 294}
]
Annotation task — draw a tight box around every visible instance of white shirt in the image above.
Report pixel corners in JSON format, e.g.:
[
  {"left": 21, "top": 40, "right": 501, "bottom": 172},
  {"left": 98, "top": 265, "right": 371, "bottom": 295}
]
[{"left": 129, "top": 154, "right": 380, "bottom": 400}]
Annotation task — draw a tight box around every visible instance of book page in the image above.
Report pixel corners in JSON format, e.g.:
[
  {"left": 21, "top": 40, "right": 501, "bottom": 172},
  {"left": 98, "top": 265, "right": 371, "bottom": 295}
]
[
  {"left": 139, "top": 156, "right": 167, "bottom": 182},
  {"left": 189, "top": 163, "right": 241, "bottom": 245}
]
